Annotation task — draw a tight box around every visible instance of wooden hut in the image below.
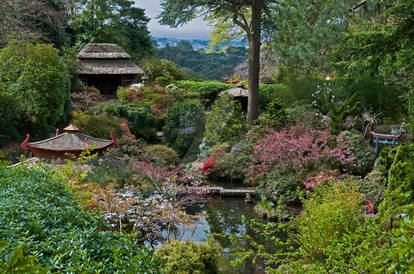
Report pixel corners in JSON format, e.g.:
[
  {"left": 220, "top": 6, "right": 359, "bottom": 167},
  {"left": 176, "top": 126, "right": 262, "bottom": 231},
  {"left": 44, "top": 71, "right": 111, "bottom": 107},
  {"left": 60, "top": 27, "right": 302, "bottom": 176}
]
[
  {"left": 218, "top": 82, "right": 248, "bottom": 112},
  {"left": 77, "top": 43, "right": 144, "bottom": 95}
]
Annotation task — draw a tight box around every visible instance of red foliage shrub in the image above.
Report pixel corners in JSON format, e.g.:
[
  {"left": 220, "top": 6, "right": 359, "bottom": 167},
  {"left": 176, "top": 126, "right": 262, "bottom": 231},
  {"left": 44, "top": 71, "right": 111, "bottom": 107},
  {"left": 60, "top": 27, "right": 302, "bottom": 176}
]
[
  {"left": 248, "top": 126, "right": 355, "bottom": 182},
  {"left": 200, "top": 148, "right": 226, "bottom": 174}
]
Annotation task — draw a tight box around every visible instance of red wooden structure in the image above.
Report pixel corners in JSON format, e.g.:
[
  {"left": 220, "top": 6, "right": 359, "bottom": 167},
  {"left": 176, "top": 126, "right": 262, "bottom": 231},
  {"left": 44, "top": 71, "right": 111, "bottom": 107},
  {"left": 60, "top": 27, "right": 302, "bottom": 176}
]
[{"left": 21, "top": 124, "right": 118, "bottom": 158}]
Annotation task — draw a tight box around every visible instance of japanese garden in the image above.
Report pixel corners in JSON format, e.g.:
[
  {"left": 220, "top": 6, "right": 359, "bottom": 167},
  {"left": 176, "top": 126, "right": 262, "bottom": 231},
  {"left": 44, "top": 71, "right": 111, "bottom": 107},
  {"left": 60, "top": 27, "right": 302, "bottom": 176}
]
[{"left": 0, "top": 0, "right": 413, "bottom": 273}]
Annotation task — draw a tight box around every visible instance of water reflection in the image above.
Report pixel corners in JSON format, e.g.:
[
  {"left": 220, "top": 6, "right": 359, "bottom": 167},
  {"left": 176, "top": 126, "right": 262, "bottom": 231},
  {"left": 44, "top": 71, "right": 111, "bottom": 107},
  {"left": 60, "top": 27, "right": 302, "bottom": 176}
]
[{"left": 176, "top": 196, "right": 267, "bottom": 274}]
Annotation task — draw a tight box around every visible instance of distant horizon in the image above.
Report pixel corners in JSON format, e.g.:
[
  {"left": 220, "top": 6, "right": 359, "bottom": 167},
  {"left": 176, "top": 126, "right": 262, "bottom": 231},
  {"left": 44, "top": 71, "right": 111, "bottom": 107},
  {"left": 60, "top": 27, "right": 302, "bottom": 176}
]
[{"left": 134, "top": 0, "right": 212, "bottom": 40}]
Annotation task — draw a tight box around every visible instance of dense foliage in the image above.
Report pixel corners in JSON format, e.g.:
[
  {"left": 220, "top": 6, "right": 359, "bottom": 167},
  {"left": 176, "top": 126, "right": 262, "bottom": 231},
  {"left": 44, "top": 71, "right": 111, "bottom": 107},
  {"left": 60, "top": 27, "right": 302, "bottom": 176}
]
[
  {"left": 0, "top": 41, "right": 70, "bottom": 141},
  {"left": 92, "top": 101, "right": 157, "bottom": 140},
  {"left": 71, "top": 111, "right": 123, "bottom": 139},
  {"left": 154, "top": 238, "right": 222, "bottom": 274},
  {"left": 0, "top": 165, "right": 160, "bottom": 272},
  {"left": 163, "top": 100, "right": 206, "bottom": 158},
  {"left": 203, "top": 93, "right": 247, "bottom": 147}
]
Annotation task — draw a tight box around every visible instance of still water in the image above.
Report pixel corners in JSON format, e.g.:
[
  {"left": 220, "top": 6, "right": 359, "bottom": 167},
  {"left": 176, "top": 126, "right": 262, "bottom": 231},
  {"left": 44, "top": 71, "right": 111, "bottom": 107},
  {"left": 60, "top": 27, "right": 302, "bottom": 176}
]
[{"left": 170, "top": 196, "right": 269, "bottom": 273}]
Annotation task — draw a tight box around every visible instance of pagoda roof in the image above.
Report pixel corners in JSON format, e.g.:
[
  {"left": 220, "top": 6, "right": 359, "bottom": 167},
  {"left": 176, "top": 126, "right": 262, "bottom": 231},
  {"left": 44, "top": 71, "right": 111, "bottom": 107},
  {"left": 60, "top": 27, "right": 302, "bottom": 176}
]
[
  {"left": 26, "top": 132, "right": 113, "bottom": 151},
  {"left": 219, "top": 83, "right": 248, "bottom": 98}
]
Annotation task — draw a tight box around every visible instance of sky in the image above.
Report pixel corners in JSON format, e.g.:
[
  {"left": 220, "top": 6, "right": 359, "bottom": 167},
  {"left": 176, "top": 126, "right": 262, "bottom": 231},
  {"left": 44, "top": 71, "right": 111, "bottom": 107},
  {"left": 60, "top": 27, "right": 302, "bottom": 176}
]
[{"left": 134, "top": 0, "right": 212, "bottom": 40}]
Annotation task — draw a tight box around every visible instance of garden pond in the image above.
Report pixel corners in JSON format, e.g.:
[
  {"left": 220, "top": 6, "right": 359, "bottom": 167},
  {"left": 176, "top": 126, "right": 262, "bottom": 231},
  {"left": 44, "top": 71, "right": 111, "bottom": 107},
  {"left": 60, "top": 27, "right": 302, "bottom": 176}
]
[{"left": 157, "top": 195, "right": 274, "bottom": 273}]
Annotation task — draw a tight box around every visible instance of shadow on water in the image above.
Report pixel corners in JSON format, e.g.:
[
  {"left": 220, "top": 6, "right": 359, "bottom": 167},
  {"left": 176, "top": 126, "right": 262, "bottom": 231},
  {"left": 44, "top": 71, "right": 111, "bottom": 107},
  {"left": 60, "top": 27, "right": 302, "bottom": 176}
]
[{"left": 167, "top": 196, "right": 272, "bottom": 274}]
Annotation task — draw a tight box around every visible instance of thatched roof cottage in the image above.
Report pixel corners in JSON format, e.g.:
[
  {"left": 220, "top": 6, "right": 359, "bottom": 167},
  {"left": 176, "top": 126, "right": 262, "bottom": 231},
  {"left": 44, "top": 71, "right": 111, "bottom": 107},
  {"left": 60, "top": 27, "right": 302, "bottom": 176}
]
[{"left": 77, "top": 43, "right": 144, "bottom": 95}]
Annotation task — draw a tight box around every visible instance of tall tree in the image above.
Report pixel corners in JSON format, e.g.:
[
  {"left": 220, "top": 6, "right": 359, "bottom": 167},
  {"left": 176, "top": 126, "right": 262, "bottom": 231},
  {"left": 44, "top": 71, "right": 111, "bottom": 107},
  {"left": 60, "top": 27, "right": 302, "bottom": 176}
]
[
  {"left": 0, "top": 0, "right": 68, "bottom": 47},
  {"left": 69, "top": 0, "right": 154, "bottom": 59},
  {"left": 159, "top": 0, "right": 273, "bottom": 124}
]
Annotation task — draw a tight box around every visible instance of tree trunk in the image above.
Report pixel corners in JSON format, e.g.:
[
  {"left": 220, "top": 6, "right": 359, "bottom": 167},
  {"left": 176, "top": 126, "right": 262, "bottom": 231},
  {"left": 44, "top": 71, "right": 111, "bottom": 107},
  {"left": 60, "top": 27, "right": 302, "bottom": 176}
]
[{"left": 247, "top": 0, "right": 263, "bottom": 125}]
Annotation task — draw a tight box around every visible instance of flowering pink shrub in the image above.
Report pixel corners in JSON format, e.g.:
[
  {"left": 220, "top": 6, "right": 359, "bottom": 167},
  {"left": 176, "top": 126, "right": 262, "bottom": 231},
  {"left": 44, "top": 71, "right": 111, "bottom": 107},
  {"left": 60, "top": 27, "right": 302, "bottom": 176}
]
[{"left": 248, "top": 127, "right": 355, "bottom": 182}]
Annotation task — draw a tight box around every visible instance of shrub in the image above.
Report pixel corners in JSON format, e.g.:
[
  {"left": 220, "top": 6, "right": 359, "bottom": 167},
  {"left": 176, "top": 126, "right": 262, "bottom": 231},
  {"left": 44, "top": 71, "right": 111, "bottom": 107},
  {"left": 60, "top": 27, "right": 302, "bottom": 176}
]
[
  {"left": 337, "top": 129, "right": 375, "bottom": 176},
  {"left": 70, "top": 89, "right": 102, "bottom": 111},
  {"left": 358, "top": 170, "right": 386, "bottom": 211},
  {"left": 144, "top": 144, "right": 179, "bottom": 166},
  {"left": 258, "top": 83, "right": 288, "bottom": 112},
  {"left": 71, "top": 111, "right": 123, "bottom": 139},
  {"left": 0, "top": 93, "right": 19, "bottom": 146},
  {"left": 92, "top": 101, "right": 157, "bottom": 140},
  {"left": 248, "top": 127, "right": 354, "bottom": 181},
  {"left": 176, "top": 80, "right": 231, "bottom": 106},
  {"left": 209, "top": 143, "right": 251, "bottom": 182},
  {"left": 164, "top": 100, "right": 205, "bottom": 158},
  {"left": 297, "top": 183, "right": 363, "bottom": 257},
  {"left": 116, "top": 86, "right": 140, "bottom": 101},
  {"left": 0, "top": 165, "right": 160, "bottom": 272},
  {"left": 83, "top": 159, "right": 138, "bottom": 188},
  {"left": 290, "top": 182, "right": 389, "bottom": 273},
  {"left": 139, "top": 58, "right": 184, "bottom": 82},
  {"left": 261, "top": 98, "right": 288, "bottom": 130},
  {"left": 154, "top": 238, "right": 222, "bottom": 274},
  {"left": 286, "top": 105, "right": 325, "bottom": 132},
  {"left": 203, "top": 93, "right": 247, "bottom": 146},
  {"left": 375, "top": 146, "right": 397, "bottom": 186},
  {"left": 155, "top": 75, "right": 176, "bottom": 87},
  {"left": 379, "top": 144, "right": 414, "bottom": 225},
  {"left": 0, "top": 40, "right": 70, "bottom": 138}
]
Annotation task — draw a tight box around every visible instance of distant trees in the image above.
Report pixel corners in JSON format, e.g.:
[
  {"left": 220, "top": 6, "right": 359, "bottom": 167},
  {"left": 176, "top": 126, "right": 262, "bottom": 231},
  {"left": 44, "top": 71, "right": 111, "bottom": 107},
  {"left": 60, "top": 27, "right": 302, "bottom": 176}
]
[{"left": 156, "top": 41, "right": 247, "bottom": 80}]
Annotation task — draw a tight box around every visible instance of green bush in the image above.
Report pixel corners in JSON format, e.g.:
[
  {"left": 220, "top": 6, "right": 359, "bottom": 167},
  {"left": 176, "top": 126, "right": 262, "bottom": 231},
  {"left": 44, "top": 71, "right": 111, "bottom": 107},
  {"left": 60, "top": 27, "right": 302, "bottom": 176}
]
[
  {"left": 154, "top": 238, "right": 222, "bottom": 274},
  {"left": 203, "top": 93, "right": 247, "bottom": 146},
  {"left": 358, "top": 170, "right": 386, "bottom": 211},
  {"left": 261, "top": 98, "right": 288, "bottom": 130},
  {"left": 0, "top": 165, "right": 160, "bottom": 272},
  {"left": 258, "top": 83, "right": 288, "bottom": 112},
  {"left": 176, "top": 80, "right": 231, "bottom": 106},
  {"left": 296, "top": 183, "right": 364, "bottom": 259},
  {"left": 116, "top": 86, "right": 139, "bottom": 101},
  {"left": 83, "top": 160, "right": 137, "bottom": 187},
  {"left": 155, "top": 75, "right": 176, "bottom": 87},
  {"left": 71, "top": 111, "right": 123, "bottom": 139},
  {"left": 139, "top": 58, "right": 184, "bottom": 82},
  {"left": 144, "top": 144, "right": 179, "bottom": 166},
  {"left": 92, "top": 101, "right": 157, "bottom": 140},
  {"left": 287, "top": 181, "right": 390, "bottom": 273},
  {"left": 337, "top": 130, "right": 375, "bottom": 176},
  {"left": 379, "top": 144, "right": 414, "bottom": 225},
  {"left": 375, "top": 146, "right": 397, "bottom": 186},
  {"left": 210, "top": 143, "right": 251, "bottom": 182},
  {"left": 0, "top": 40, "right": 70, "bottom": 138},
  {"left": 164, "top": 100, "right": 205, "bottom": 158}
]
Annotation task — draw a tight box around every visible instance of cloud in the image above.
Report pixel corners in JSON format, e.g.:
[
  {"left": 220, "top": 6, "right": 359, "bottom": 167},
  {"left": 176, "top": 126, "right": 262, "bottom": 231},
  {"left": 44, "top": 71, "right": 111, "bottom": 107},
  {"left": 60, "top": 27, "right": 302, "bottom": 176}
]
[{"left": 134, "top": 0, "right": 212, "bottom": 39}]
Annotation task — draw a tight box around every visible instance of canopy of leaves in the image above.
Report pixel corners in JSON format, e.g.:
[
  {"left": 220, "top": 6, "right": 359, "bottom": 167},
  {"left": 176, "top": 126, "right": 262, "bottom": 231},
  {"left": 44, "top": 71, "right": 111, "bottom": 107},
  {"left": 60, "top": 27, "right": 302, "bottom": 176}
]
[
  {"left": 69, "top": 0, "right": 154, "bottom": 59},
  {"left": 0, "top": 41, "right": 70, "bottom": 139}
]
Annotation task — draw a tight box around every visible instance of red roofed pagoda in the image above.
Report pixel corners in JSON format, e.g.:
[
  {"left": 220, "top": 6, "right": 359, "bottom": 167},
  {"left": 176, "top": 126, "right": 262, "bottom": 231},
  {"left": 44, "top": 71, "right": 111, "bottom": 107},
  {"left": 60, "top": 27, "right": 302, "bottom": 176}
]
[{"left": 21, "top": 124, "right": 118, "bottom": 158}]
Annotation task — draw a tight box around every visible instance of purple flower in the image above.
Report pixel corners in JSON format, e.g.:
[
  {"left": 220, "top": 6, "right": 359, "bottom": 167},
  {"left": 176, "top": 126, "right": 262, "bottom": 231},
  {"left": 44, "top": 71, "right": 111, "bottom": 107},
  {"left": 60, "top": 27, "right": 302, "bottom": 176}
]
[{"left": 180, "top": 127, "right": 193, "bottom": 133}]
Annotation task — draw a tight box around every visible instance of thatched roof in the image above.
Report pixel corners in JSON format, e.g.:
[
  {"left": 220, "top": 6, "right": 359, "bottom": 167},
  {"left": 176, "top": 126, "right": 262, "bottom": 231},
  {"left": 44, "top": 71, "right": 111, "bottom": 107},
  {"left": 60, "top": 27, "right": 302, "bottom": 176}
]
[
  {"left": 77, "top": 43, "right": 131, "bottom": 59},
  {"left": 78, "top": 59, "right": 144, "bottom": 75},
  {"left": 219, "top": 83, "right": 248, "bottom": 97},
  {"left": 77, "top": 43, "right": 144, "bottom": 75},
  {"left": 27, "top": 132, "right": 113, "bottom": 151}
]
